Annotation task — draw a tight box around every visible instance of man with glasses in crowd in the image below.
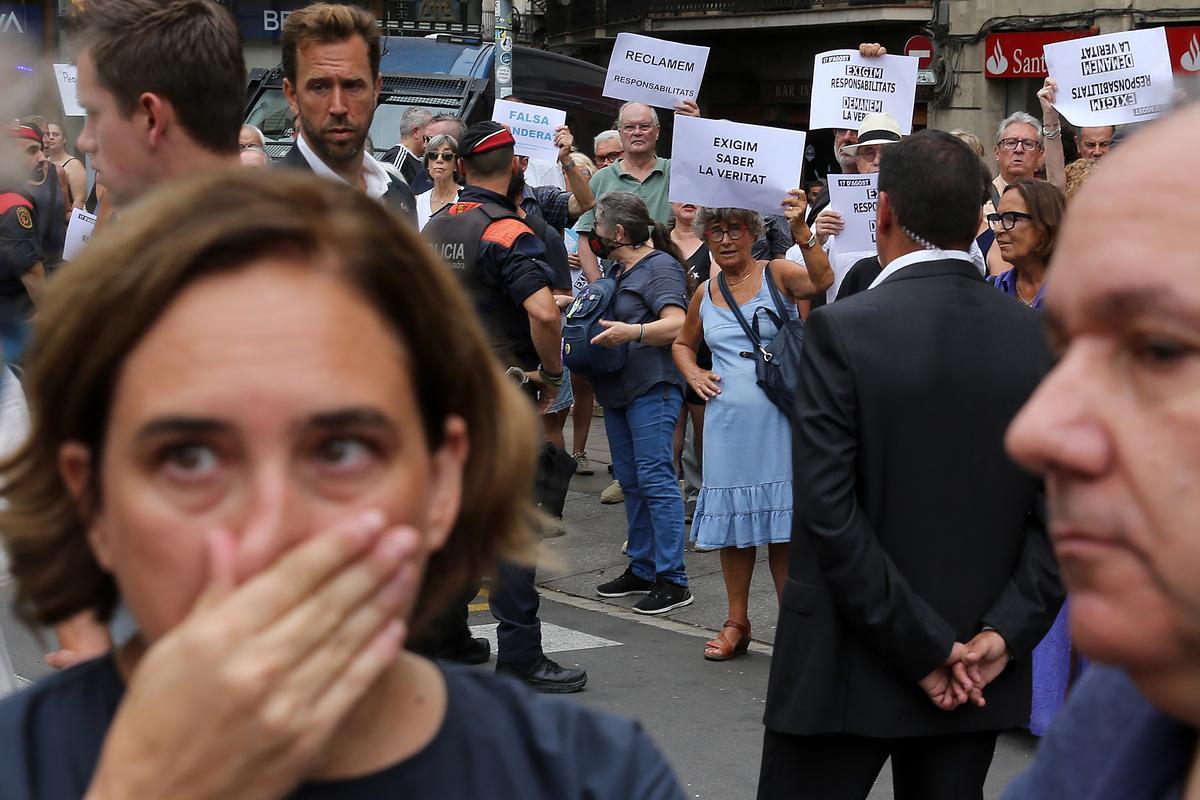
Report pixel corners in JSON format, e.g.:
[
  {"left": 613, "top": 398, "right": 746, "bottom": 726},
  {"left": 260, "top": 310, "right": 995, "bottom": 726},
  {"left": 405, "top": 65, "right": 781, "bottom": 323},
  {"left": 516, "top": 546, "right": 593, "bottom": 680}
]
[
  {"left": 593, "top": 129, "right": 623, "bottom": 170},
  {"left": 382, "top": 106, "right": 434, "bottom": 192},
  {"left": 575, "top": 100, "right": 698, "bottom": 282}
]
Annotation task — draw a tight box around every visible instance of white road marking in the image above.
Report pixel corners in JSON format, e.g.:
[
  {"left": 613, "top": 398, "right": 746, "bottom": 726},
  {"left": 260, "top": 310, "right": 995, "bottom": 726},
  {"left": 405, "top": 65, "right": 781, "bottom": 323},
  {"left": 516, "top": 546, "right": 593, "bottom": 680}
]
[{"left": 470, "top": 622, "right": 621, "bottom": 655}]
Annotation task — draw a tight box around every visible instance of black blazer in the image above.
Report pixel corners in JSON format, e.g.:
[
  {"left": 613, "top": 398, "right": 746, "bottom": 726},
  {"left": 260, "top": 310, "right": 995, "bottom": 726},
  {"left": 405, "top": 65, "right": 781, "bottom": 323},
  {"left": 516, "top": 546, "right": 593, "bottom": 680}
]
[
  {"left": 282, "top": 145, "right": 418, "bottom": 226},
  {"left": 764, "top": 257, "right": 1064, "bottom": 739}
]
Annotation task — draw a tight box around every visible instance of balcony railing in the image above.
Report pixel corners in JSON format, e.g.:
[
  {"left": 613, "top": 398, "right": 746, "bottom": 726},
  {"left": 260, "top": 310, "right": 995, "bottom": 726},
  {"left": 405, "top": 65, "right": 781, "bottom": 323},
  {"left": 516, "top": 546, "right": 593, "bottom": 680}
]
[{"left": 548, "top": 0, "right": 918, "bottom": 37}]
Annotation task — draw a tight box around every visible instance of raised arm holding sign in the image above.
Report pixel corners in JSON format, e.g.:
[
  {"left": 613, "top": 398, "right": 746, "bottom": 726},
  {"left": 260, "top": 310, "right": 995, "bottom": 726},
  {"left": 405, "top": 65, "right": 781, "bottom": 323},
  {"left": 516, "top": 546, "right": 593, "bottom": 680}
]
[
  {"left": 1044, "top": 28, "right": 1175, "bottom": 127},
  {"left": 810, "top": 49, "right": 919, "bottom": 133},
  {"left": 603, "top": 33, "right": 710, "bottom": 110}
]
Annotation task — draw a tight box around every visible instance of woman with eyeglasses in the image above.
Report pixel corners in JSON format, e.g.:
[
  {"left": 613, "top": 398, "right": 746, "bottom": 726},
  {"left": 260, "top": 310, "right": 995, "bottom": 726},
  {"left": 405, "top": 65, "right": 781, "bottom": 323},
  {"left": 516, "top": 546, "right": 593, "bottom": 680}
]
[
  {"left": 415, "top": 134, "right": 460, "bottom": 231},
  {"left": 671, "top": 195, "right": 831, "bottom": 661},
  {"left": 986, "top": 179, "right": 1066, "bottom": 309}
]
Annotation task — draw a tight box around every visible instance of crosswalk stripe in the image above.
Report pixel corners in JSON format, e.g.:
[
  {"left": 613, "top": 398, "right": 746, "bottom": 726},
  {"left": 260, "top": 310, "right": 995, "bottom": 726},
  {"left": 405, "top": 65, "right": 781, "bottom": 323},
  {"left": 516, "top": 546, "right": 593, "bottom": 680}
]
[{"left": 469, "top": 622, "right": 621, "bottom": 655}]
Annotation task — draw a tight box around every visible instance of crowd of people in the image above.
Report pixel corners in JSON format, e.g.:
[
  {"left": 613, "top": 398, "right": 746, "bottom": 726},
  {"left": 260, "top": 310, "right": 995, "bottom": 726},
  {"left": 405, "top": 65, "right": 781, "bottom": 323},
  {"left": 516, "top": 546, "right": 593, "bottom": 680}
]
[{"left": 0, "top": 1, "right": 1196, "bottom": 798}]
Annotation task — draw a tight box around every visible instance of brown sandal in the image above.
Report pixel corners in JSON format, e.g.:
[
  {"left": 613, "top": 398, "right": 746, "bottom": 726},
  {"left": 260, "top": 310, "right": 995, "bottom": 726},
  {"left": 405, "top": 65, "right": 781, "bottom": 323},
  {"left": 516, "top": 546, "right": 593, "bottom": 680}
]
[{"left": 704, "top": 619, "right": 751, "bottom": 661}]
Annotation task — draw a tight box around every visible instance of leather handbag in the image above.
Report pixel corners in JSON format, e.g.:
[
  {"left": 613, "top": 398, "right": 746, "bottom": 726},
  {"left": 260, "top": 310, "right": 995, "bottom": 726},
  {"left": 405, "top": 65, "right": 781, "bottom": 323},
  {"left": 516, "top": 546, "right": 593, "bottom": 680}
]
[{"left": 716, "top": 265, "right": 805, "bottom": 420}]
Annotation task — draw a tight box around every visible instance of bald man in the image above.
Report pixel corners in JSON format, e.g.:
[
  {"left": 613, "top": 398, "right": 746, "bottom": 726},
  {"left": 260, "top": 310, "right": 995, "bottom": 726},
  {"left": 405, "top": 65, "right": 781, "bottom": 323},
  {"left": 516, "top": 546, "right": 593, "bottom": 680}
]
[{"left": 1003, "top": 103, "right": 1200, "bottom": 798}]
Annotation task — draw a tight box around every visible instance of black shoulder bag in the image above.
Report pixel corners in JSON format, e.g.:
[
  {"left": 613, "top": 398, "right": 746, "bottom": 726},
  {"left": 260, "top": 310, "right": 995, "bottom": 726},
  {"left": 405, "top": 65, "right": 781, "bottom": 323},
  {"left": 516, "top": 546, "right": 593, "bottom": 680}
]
[{"left": 717, "top": 265, "right": 805, "bottom": 420}]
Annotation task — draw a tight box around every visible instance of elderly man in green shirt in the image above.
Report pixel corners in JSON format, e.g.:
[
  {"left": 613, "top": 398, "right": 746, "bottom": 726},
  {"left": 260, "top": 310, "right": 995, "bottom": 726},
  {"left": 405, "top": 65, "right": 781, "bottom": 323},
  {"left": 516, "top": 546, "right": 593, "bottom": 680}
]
[{"left": 577, "top": 100, "right": 698, "bottom": 282}]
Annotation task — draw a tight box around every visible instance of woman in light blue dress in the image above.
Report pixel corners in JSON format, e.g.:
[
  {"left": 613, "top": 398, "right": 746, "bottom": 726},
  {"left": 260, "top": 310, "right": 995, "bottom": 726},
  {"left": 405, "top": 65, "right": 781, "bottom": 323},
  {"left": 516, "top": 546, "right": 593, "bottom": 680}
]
[{"left": 672, "top": 199, "right": 832, "bottom": 660}]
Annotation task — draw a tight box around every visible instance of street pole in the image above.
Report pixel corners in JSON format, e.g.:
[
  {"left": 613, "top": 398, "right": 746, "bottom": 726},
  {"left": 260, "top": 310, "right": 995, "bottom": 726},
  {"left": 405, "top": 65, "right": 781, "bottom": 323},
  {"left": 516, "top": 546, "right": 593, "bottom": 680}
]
[{"left": 494, "top": 0, "right": 514, "bottom": 99}]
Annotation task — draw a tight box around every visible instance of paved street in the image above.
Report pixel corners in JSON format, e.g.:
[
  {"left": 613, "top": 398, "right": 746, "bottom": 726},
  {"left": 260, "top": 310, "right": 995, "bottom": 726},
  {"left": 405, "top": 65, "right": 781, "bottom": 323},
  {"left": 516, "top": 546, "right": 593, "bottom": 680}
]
[{"left": 0, "top": 413, "right": 1040, "bottom": 798}]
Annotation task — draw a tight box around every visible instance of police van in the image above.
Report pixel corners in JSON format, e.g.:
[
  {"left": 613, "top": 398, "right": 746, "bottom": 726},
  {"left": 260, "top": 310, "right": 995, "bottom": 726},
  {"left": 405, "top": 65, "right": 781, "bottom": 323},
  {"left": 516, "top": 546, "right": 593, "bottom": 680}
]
[{"left": 243, "top": 34, "right": 622, "bottom": 163}]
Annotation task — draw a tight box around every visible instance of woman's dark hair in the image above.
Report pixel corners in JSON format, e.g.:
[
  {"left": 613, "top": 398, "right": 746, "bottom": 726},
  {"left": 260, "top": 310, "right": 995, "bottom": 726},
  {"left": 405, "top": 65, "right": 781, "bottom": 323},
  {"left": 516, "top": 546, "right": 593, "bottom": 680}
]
[
  {"left": 594, "top": 191, "right": 685, "bottom": 265},
  {"left": 878, "top": 130, "right": 992, "bottom": 250},
  {"left": 1004, "top": 178, "right": 1067, "bottom": 260},
  {"left": 0, "top": 169, "right": 537, "bottom": 637}
]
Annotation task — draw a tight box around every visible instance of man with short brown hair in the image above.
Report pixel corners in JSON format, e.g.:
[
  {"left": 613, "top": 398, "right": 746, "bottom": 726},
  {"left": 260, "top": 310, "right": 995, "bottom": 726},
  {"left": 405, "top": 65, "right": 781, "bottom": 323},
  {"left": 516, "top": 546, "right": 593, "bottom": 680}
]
[
  {"left": 280, "top": 3, "right": 416, "bottom": 223},
  {"left": 69, "top": 0, "right": 244, "bottom": 208}
]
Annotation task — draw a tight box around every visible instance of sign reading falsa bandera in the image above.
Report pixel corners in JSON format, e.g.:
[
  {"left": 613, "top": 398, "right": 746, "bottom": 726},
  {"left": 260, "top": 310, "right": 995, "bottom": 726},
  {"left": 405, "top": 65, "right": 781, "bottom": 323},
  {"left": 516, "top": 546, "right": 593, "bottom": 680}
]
[
  {"left": 1044, "top": 28, "right": 1175, "bottom": 127},
  {"left": 809, "top": 50, "right": 918, "bottom": 134},
  {"left": 491, "top": 98, "right": 567, "bottom": 161},
  {"left": 668, "top": 116, "right": 806, "bottom": 216},
  {"left": 602, "top": 33, "right": 711, "bottom": 109}
]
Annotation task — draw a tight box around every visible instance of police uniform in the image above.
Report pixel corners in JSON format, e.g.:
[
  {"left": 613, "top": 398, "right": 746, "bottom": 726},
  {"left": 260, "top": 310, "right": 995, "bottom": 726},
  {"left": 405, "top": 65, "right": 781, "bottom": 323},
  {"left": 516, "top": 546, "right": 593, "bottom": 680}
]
[
  {"left": 0, "top": 190, "right": 42, "bottom": 322},
  {"left": 422, "top": 123, "right": 586, "bottom": 693}
]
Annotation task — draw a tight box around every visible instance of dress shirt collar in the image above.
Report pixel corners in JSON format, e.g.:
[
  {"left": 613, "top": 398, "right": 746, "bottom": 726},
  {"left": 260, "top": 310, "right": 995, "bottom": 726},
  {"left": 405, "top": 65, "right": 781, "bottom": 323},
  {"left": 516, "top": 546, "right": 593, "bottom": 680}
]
[
  {"left": 868, "top": 247, "right": 976, "bottom": 290},
  {"left": 296, "top": 132, "right": 392, "bottom": 200}
]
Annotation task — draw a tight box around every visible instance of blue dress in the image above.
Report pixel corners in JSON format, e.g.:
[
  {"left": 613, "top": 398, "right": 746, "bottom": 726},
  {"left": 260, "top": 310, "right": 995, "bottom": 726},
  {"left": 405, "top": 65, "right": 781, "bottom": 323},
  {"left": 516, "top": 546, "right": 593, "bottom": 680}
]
[{"left": 691, "top": 267, "right": 795, "bottom": 550}]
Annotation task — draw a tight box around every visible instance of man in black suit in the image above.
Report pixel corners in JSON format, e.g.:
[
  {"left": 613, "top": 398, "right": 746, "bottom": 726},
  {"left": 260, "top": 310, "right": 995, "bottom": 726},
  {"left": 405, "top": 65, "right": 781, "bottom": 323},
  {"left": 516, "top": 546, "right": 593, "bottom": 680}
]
[
  {"left": 758, "top": 130, "right": 1065, "bottom": 800},
  {"left": 278, "top": 3, "right": 416, "bottom": 225}
]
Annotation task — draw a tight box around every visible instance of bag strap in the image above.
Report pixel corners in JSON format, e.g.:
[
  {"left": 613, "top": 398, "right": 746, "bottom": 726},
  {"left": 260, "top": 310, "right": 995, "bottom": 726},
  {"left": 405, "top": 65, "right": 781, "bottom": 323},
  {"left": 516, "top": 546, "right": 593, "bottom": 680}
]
[
  {"left": 717, "top": 271, "right": 764, "bottom": 351},
  {"left": 762, "top": 263, "right": 791, "bottom": 320}
]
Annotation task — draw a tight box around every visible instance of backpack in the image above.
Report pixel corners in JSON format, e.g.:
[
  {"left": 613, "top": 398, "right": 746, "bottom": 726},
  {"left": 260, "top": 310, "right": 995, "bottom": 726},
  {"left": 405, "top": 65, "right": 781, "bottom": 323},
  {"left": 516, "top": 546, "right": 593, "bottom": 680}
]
[
  {"left": 562, "top": 264, "right": 628, "bottom": 377},
  {"left": 716, "top": 264, "right": 805, "bottom": 420}
]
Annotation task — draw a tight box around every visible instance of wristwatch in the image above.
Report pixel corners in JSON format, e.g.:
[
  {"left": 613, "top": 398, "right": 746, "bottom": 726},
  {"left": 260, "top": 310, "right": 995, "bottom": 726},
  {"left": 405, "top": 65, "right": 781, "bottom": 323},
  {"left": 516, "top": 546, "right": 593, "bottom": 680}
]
[{"left": 805, "top": 229, "right": 818, "bottom": 249}]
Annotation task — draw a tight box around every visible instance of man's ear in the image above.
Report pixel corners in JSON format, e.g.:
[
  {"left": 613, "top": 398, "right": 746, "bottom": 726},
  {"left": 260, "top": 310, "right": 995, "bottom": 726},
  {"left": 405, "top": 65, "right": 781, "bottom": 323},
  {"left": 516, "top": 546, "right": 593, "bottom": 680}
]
[
  {"left": 876, "top": 190, "right": 897, "bottom": 238},
  {"left": 138, "top": 92, "right": 172, "bottom": 149},
  {"left": 58, "top": 442, "right": 114, "bottom": 571},
  {"left": 282, "top": 77, "right": 300, "bottom": 119}
]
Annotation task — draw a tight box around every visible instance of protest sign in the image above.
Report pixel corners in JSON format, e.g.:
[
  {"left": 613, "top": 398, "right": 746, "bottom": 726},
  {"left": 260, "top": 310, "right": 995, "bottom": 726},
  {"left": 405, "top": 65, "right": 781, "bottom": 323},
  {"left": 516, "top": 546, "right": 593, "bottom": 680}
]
[
  {"left": 62, "top": 208, "right": 97, "bottom": 261},
  {"left": 827, "top": 173, "right": 879, "bottom": 255},
  {"left": 810, "top": 50, "right": 919, "bottom": 133},
  {"left": 53, "top": 64, "right": 85, "bottom": 117},
  {"left": 602, "top": 32, "right": 710, "bottom": 109},
  {"left": 491, "top": 98, "right": 566, "bottom": 161},
  {"left": 668, "top": 116, "right": 806, "bottom": 217},
  {"left": 1045, "top": 28, "right": 1175, "bottom": 127}
]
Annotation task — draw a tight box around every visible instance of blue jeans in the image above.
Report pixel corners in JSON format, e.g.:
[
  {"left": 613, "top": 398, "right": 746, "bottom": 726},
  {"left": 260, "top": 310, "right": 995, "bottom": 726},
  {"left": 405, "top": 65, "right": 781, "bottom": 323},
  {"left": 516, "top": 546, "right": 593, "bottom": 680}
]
[{"left": 605, "top": 382, "right": 687, "bottom": 586}]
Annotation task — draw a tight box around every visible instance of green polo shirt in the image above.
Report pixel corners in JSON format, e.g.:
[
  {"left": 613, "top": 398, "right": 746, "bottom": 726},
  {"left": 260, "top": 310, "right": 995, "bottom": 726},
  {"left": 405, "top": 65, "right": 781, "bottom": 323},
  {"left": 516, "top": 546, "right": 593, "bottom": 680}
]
[{"left": 575, "top": 156, "right": 672, "bottom": 233}]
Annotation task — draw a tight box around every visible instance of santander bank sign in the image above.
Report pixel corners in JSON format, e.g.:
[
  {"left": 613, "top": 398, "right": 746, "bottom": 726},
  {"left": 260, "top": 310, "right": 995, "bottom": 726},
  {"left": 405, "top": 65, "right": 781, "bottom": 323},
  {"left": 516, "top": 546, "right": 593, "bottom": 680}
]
[{"left": 983, "top": 31, "right": 1094, "bottom": 78}]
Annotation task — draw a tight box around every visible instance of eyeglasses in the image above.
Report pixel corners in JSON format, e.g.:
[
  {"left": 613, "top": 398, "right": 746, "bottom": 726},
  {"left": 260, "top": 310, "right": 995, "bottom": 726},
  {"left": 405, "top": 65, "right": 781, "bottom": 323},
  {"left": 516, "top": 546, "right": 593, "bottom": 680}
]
[
  {"left": 854, "top": 145, "right": 882, "bottom": 162},
  {"left": 1080, "top": 140, "right": 1112, "bottom": 151},
  {"left": 240, "top": 143, "right": 265, "bottom": 152},
  {"left": 705, "top": 224, "right": 748, "bottom": 243},
  {"left": 595, "top": 152, "right": 623, "bottom": 165},
  {"left": 986, "top": 211, "right": 1034, "bottom": 231},
  {"left": 621, "top": 123, "right": 655, "bottom": 133},
  {"left": 428, "top": 151, "right": 456, "bottom": 162},
  {"left": 998, "top": 137, "right": 1041, "bottom": 152}
]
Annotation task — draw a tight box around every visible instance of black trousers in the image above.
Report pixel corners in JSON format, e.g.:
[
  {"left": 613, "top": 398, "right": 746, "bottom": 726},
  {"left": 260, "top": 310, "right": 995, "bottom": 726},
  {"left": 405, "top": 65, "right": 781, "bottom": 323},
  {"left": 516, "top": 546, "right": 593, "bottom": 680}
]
[
  {"left": 489, "top": 560, "right": 543, "bottom": 664},
  {"left": 757, "top": 728, "right": 999, "bottom": 800}
]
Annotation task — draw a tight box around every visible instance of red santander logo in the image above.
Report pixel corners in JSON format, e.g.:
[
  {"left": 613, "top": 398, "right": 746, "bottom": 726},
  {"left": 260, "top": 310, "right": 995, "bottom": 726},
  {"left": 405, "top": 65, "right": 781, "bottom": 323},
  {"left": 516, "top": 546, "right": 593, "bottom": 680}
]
[{"left": 984, "top": 31, "right": 1094, "bottom": 78}]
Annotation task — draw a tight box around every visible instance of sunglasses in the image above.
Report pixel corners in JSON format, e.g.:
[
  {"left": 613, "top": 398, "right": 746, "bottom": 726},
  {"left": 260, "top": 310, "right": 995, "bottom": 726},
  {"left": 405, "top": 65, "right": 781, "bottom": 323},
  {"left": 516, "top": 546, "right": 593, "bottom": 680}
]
[{"left": 428, "top": 151, "right": 456, "bottom": 162}]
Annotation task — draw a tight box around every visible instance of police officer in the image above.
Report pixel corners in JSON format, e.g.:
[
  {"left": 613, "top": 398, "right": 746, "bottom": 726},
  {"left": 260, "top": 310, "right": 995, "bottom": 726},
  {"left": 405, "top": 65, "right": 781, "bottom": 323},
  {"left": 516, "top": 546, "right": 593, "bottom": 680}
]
[
  {"left": 424, "top": 121, "right": 587, "bottom": 694},
  {"left": 2, "top": 125, "right": 48, "bottom": 353}
]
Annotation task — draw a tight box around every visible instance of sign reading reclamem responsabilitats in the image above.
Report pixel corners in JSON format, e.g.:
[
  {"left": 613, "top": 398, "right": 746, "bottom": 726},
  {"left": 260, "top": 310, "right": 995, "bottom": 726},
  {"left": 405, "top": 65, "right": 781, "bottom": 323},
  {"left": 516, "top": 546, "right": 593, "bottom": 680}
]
[
  {"left": 602, "top": 32, "right": 710, "bottom": 109},
  {"left": 668, "top": 116, "right": 806, "bottom": 217},
  {"left": 810, "top": 50, "right": 919, "bottom": 134},
  {"left": 491, "top": 98, "right": 567, "bottom": 161},
  {"left": 1044, "top": 28, "right": 1175, "bottom": 127},
  {"left": 827, "top": 172, "right": 879, "bottom": 256}
]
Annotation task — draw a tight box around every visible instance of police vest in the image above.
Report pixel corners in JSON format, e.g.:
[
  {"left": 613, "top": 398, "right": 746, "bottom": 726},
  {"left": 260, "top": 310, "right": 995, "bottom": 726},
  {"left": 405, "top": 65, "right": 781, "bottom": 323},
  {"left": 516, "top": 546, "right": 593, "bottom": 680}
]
[
  {"left": 423, "top": 200, "right": 541, "bottom": 367},
  {"left": 423, "top": 200, "right": 526, "bottom": 276}
]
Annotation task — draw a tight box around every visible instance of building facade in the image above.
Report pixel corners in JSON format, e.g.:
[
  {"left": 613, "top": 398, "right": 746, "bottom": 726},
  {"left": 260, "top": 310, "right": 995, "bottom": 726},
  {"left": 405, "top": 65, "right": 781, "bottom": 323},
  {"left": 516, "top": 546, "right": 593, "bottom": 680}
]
[{"left": 932, "top": 0, "right": 1200, "bottom": 145}]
